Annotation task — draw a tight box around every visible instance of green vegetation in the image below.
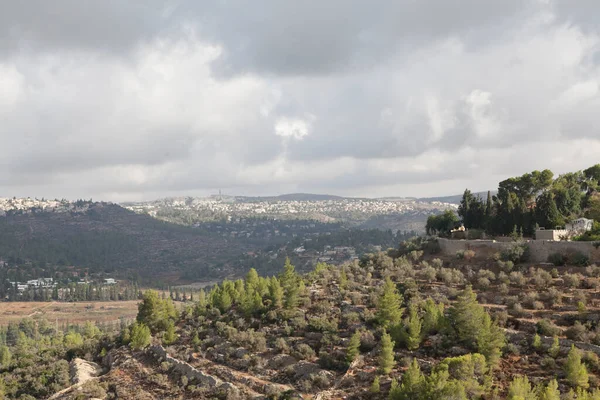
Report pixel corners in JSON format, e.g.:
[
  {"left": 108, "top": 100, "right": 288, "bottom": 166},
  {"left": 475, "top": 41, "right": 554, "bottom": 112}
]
[
  {"left": 426, "top": 210, "right": 459, "bottom": 237},
  {"left": 0, "top": 318, "right": 119, "bottom": 399},
  {"left": 2, "top": 232, "right": 600, "bottom": 398},
  {"left": 376, "top": 277, "right": 404, "bottom": 327},
  {"left": 136, "top": 290, "right": 178, "bottom": 333},
  {"left": 565, "top": 345, "right": 589, "bottom": 389},
  {"left": 379, "top": 330, "right": 395, "bottom": 374},
  {"left": 455, "top": 164, "right": 600, "bottom": 237}
]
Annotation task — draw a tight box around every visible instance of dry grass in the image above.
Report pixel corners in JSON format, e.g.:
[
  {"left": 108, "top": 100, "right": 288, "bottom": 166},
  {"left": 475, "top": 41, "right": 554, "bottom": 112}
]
[{"left": 0, "top": 301, "right": 140, "bottom": 325}]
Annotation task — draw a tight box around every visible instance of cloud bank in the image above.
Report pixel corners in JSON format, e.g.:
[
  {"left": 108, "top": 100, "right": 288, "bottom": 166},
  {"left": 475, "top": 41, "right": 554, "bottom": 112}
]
[{"left": 1, "top": 0, "right": 599, "bottom": 200}]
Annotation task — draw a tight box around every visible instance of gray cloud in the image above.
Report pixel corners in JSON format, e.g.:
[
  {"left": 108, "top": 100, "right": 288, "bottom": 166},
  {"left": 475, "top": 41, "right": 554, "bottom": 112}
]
[{"left": 0, "top": 0, "right": 600, "bottom": 200}]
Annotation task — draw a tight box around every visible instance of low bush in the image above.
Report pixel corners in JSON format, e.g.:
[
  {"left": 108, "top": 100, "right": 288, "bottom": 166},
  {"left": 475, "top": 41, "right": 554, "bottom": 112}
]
[
  {"left": 548, "top": 252, "right": 567, "bottom": 266},
  {"left": 501, "top": 243, "right": 530, "bottom": 263},
  {"left": 536, "top": 319, "right": 561, "bottom": 337},
  {"left": 571, "top": 252, "right": 590, "bottom": 267}
]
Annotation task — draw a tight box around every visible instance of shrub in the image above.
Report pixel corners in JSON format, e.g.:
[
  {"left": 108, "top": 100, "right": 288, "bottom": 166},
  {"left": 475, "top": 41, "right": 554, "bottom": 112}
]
[
  {"left": 420, "top": 266, "right": 438, "bottom": 283},
  {"left": 536, "top": 319, "right": 561, "bottom": 337},
  {"left": 501, "top": 243, "right": 530, "bottom": 263},
  {"left": 541, "top": 356, "right": 557, "bottom": 369},
  {"left": 521, "top": 292, "right": 539, "bottom": 309},
  {"left": 563, "top": 273, "right": 581, "bottom": 288},
  {"left": 571, "top": 252, "right": 591, "bottom": 267},
  {"left": 476, "top": 277, "right": 491, "bottom": 289},
  {"left": 505, "top": 343, "right": 520, "bottom": 355},
  {"left": 531, "top": 269, "right": 553, "bottom": 289},
  {"left": 586, "top": 265, "right": 600, "bottom": 277},
  {"left": 509, "top": 272, "right": 527, "bottom": 287},
  {"left": 360, "top": 330, "right": 377, "bottom": 352},
  {"left": 274, "top": 338, "right": 289, "bottom": 354},
  {"left": 566, "top": 322, "right": 588, "bottom": 342},
  {"left": 542, "top": 287, "right": 563, "bottom": 307},
  {"left": 508, "top": 303, "right": 526, "bottom": 318},
  {"left": 548, "top": 252, "right": 567, "bottom": 266},
  {"left": 293, "top": 343, "right": 316, "bottom": 360},
  {"left": 497, "top": 260, "right": 514, "bottom": 272}
]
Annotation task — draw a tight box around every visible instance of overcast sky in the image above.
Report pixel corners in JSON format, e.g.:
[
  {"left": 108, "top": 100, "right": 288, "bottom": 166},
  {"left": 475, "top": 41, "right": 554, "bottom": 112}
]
[{"left": 1, "top": 1, "right": 600, "bottom": 201}]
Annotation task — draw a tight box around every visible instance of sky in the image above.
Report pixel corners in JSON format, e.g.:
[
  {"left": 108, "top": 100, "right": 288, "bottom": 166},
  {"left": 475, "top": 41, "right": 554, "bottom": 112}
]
[{"left": 1, "top": 0, "right": 600, "bottom": 201}]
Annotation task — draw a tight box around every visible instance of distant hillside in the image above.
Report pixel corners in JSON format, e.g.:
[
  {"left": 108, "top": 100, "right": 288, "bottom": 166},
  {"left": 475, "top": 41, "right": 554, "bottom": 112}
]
[{"left": 0, "top": 202, "right": 248, "bottom": 283}]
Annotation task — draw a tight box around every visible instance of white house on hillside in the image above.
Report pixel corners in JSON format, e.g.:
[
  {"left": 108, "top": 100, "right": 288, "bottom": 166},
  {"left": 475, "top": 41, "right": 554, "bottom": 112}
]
[{"left": 566, "top": 218, "right": 594, "bottom": 233}]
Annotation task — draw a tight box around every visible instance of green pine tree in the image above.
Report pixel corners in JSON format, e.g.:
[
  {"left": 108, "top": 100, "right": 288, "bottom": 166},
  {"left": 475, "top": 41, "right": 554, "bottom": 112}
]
[
  {"left": 163, "top": 320, "right": 177, "bottom": 345},
  {"left": 538, "top": 379, "right": 560, "bottom": 400},
  {"left": 390, "top": 358, "right": 425, "bottom": 400},
  {"left": 245, "top": 268, "right": 260, "bottom": 294},
  {"left": 379, "top": 330, "right": 395, "bottom": 374},
  {"left": 403, "top": 304, "right": 422, "bottom": 351},
  {"left": 507, "top": 375, "right": 537, "bottom": 400},
  {"left": 269, "top": 277, "right": 284, "bottom": 309},
  {"left": 549, "top": 336, "right": 560, "bottom": 358},
  {"left": 339, "top": 267, "right": 348, "bottom": 290},
  {"left": 565, "top": 345, "right": 589, "bottom": 389},
  {"left": 130, "top": 322, "right": 151, "bottom": 350},
  {"left": 370, "top": 375, "right": 380, "bottom": 393},
  {"left": 532, "top": 334, "right": 542, "bottom": 350},
  {"left": 376, "top": 277, "right": 403, "bottom": 327},
  {"left": 0, "top": 345, "right": 11, "bottom": 367},
  {"left": 422, "top": 298, "right": 445, "bottom": 335},
  {"left": 346, "top": 330, "right": 361, "bottom": 363},
  {"left": 280, "top": 258, "right": 299, "bottom": 309}
]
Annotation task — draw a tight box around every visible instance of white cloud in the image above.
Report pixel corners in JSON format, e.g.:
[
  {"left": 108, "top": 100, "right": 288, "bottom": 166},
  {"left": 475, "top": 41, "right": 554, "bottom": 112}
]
[{"left": 274, "top": 116, "right": 314, "bottom": 140}]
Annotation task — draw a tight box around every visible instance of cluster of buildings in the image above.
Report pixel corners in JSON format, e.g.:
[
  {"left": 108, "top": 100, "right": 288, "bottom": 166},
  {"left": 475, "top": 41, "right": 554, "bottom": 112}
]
[
  {"left": 0, "top": 197, "right": 97, "bottom": 215},
  {"left": 124, "top": 196, "right": 457, "bottom": 221},
  {"left": 14, "top": 277, "right": 56, "bottom": 292},
  {"left": 293, "top": 244, "right": 360, "bottom": 263},
  {"left": 10, "top": 277, "right": 116, "bottom": 293}
]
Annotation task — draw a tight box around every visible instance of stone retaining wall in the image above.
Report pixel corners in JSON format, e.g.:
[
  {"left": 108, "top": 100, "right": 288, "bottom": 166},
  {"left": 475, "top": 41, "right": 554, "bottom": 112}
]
[
  {"left": 438, "top": 238, "right": 600, "bottom": 263},
  {"left": 146, "top": 345, "right": 237, "bottom": 393}
]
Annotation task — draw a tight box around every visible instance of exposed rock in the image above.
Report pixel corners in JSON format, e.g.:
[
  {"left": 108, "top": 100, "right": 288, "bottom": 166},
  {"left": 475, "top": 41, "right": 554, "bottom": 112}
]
[
  {"left": 267, "top": 354, "right": 297, "bottom": 370},
  {"left": 292, "top": 361, "right": 325, "bottom": 379},
  {"left": 69, "top": 358, "right": 103, "bottom": 385}
]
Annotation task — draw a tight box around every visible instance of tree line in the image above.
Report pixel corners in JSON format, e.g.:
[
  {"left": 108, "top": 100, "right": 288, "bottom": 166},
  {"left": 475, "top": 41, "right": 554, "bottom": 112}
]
[
  {"left": 427, "top": 165, "right": 600, "bottom": 238},
  {"left": 1, "top": 282, "right": 141, "bottom": 302}
]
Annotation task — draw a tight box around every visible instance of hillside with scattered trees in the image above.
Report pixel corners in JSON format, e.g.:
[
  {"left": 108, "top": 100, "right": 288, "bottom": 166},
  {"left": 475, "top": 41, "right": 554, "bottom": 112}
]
[{"left": 1, "top": 234, "right": 597, "bottom": 399}]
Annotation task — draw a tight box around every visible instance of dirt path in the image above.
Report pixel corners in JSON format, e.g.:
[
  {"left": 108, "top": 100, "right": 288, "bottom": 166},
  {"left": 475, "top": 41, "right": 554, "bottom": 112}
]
[{"left": 26, "top": 301, "right": 56, "bottom": 317}]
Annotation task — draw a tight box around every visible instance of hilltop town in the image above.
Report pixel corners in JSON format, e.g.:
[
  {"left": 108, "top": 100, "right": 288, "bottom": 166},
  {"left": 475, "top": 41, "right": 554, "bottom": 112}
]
[{"left": 123, "top": 195, "right": 457, "bottom": 232}]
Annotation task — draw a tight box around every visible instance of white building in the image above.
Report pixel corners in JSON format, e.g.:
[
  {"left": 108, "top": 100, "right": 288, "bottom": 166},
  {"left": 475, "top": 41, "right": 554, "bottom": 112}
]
[{"left": 566, "top": 218, "right": 594, "bottom": 233}]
